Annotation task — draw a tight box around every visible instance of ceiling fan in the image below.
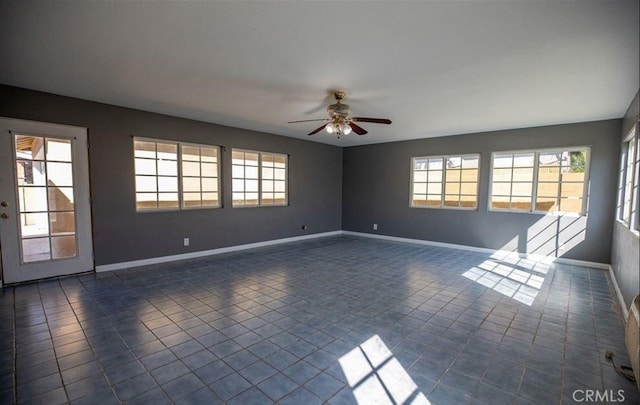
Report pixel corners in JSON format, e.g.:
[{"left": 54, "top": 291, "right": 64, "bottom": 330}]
[{"left": 288, "top": 91, "right": 392, "bottom": 136}]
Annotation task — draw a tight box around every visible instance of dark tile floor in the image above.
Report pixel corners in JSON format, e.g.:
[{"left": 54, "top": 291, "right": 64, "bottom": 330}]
[{"left": 0, "top": 235, "right": 637, "bottom": 404}]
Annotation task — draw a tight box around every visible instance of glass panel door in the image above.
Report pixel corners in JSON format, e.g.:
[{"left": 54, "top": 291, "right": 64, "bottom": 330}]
[
  {"left": 0, "top": 117, "right": 93, "bottom": 285},
  {"left": 16, "top": 135, "right": 78, "bottom": 262}
]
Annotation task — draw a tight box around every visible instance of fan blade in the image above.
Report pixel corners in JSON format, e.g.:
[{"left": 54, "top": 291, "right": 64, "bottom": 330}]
[
  {"left": 352, "top": 117, "right": 392, "bottom": 124},
  {"left": 308, "top": 124, "right": 327, "bottom": 135},
  {"left": 349, "top": 122, "right": 368, "bottom": 135},
  {"left": 288, "top": 118, "right": 328, "bottom": 123}
]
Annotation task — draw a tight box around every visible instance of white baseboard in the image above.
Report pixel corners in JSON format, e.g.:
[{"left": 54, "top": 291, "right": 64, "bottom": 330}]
[
  {"left": 342, "top": 231, "right": 611, "bottom": 269},
  {"left": 608, "top": 265, "right": 629, "bottom": 323},
  {"left": 96, "top": 229, "right": 612, "bottom": 277},
  {"left": 96, "top": 231, "right": 342, "bottom": 272},
  {"left": 343, "top": 231, "right": 498, "bottom": 254}
]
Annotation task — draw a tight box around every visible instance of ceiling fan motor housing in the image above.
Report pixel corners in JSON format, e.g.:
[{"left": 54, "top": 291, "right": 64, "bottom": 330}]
[{"left": 327, "top": 103, "right": 351, "bottom": 119}]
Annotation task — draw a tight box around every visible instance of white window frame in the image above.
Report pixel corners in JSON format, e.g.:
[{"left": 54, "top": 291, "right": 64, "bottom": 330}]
[
  {"left": 617, "top": 124, "right": 639, "bottom": 233},
  {"left": 133, "top": 137, "right": 221, "bottom": 212},
  {"left": 232, "top": 148, "right": 288, "bottom": 208},
  {"left": 489, "top": 146, "right": 591, "bottom": 216},
  {"left": 179, "top": 141, "right": 222, "bottom": 210},
  {"left": 410, "top": 153, "right": 480, "bottom": 210}
]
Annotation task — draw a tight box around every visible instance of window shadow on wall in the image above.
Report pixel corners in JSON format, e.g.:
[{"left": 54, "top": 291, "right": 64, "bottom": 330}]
[{"left": 463, "top": 214, "right": 586, "bottom": 306}]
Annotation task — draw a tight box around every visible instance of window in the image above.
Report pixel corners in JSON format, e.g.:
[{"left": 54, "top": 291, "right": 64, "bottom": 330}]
[
  {"left": 411, "top": 154, "right": 479, "bottom": 209},
  {"left": 260, "top": 153, "right": 288, "bottom": 205},
  {"left": 134, "top": 139, "right": 220, "bottom": 211},
  {"left": 181, "top": 144, "right": 220, "bottom": 208},
  {"left": 134, "top": 140, "right": 179, "bottom": 210},
  {"left": 617, "top": 124, "right": 639, "bottom": 230},
  {"left": 490, "top": 148, "right": 590, "bottom": 214},
  {"left": 232, "top": 149, "right": 287, "bottom": 207}
]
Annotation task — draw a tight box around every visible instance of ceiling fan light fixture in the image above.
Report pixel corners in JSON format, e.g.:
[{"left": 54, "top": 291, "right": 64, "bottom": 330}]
[{"left": 289, "top": 91, "right": 391, "bottom": 137}]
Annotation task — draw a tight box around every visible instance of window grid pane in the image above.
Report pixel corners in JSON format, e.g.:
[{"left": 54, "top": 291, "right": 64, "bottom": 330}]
[
  {"left": 491, "top": 149, "right": 588, "bottom": 214},
  {"left": 232, "top": 151, "right": 250, "bottom": 206},
  {"left": 261, "top": 153, "right": 287, "bottom": 206},
  {"left": 181, "top": 146, "right": 219, "bottom": 209},
  {"left": 623, "top": 137, "right": 636, "bottom": 224},
  {"left": 411, "top": 155, "right": 479, "bottom": 209},
  {"left": 134, "top": 140, "right": 178, "bottom": 210},
  {"left": 411, "top": 157, "right": 442, "bottom": 207},
  {"left": 233, "top": 150, "right": 287, "bottom": 207},
  {"left": 134, "top": 139, "right": 219, "bottom": 211},
  {"left": 616, "top": 145, "right": 627, "bottom": 220},
  {"left": 632, "top": 133, "right": 640, "bottom": 230},
  {"left": 445, "top": 156, "right": 478, "bottom": 209}
]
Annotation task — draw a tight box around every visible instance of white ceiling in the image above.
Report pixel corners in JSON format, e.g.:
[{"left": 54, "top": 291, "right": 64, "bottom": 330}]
[{"left": 1, "top": 1, "right": 638, "bottom": 147}]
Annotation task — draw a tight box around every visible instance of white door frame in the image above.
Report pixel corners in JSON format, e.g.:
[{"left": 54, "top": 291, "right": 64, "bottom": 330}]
[{"left": 0, "top": 117, "right": 94, "bottom": 285}]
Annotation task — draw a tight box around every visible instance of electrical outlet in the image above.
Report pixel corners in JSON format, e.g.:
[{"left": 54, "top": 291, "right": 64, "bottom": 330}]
[
  {"left": 183, "top": 238, "right": 189, "bottom": 247},
  {"left": 373, "top": 224, "right": 378, "bottom": 230}
]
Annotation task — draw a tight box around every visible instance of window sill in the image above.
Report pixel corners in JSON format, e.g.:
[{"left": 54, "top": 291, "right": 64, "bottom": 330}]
[
  {"left": 488, "top": 209, "right": 585, "bottom": 218},
  {"left": 181, "top": 206, "right": 222, "bottom": 211},
  {"left": 615, "top": 219, "right": 640, "bottom": 239},
  {"left": 137, "top": 208, "right": 180, "bottom": 213},
  {"left": 137, "top": 206, "right": 221, "bottom": 213},
  {"left": 232, "top": 204, "right": 289, "bottom": 208},
  {"left": 410, "top": 205, "right": 478, "bottom": 211}
]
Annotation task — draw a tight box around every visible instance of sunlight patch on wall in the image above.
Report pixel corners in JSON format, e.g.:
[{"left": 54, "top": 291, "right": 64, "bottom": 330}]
[
  {"left": 462, "top": 257, "right": 551, "bottom": 305},
  {"left": 526, "top": 215, "right": 586, "bottom": 257},
  {"left": 339, "top": 335, "right": 430, "bottom": 405},
  {"left": 499, "top": 235, "right": 520, "bottom": 253}
]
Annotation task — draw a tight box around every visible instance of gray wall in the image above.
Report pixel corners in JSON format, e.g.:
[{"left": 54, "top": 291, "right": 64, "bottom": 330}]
[
  {"left": 0, "top": 84, "right": 629, "bottom": 271},
  {"left": 343, "top": 120, "right": 621, "bottom": 264},
  {"left": 0, "top": 85, "right": 343, "bottom": 266},
  {"left": 611, "top": 90, "right": 640, "bottom": 309}
]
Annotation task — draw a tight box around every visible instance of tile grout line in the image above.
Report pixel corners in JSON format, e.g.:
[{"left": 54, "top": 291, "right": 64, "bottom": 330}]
[
  {"left": 39, "top": 281, "right": 72, "bottom": 404},
  {"left": 64, "top": 276, "right": 124, "bottom": 404},
  {"left": 11, "top": 287, "right": 17, "bottom": 405}
]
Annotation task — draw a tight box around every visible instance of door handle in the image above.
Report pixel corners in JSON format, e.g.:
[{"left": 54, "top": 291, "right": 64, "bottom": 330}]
[{"left": 1, "top": 213, "right": 8, "bottom": 219}]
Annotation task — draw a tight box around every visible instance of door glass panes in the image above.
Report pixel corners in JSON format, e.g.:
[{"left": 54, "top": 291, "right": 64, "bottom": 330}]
[{"left": 15, "top": 135, "right": 77, "bottom": 262}]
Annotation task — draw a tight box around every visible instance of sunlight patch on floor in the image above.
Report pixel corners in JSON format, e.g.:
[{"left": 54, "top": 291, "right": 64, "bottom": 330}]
[
  {"left": 339, "top": 335, "right": 431, "bottom": 405},
  {"left": 462, "top": 257, "right": 551, "bottom": 305}
]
